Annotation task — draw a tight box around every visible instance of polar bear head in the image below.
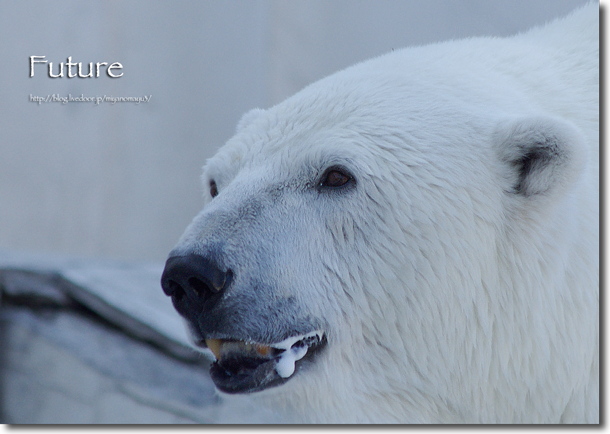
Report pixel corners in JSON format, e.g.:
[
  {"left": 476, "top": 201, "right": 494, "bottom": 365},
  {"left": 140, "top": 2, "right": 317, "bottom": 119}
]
[{"left": 160, "top": 40, "right": 592, "bottom": 423}]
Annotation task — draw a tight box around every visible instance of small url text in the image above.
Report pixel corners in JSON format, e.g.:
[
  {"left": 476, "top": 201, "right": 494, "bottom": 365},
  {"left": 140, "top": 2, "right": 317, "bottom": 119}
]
[{"left": 29, "top": 94, "right": 152, "bottom": 105}]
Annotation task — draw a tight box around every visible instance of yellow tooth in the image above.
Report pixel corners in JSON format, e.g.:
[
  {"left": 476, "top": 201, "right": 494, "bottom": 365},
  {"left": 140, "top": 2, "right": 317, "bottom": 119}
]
[
  {"left": 255, "top": 344, "right": 271, "bottom": 357},
  {"left": 205, "top": 339, "right": 223, "bottom": 360}
]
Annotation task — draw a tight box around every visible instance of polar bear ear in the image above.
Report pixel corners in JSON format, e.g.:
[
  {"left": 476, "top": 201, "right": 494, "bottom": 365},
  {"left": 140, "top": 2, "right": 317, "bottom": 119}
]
[
  {"left": 236, "top": 108, "right": 266, "bottom": 133},
  {"left": 494, "top": 116, "right": 587, "bottom": 198}
]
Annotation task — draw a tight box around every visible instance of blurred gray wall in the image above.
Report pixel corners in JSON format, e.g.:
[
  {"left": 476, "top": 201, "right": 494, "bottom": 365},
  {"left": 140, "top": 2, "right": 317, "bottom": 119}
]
[{"left": 0, "top": 0, "right": 590, "bottom": 262}]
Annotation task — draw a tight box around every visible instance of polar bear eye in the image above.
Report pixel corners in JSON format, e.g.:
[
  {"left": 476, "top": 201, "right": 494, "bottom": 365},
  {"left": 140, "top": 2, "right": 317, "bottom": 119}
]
[
  {"left": 319, "top": 166, "right": 354, "bottom": 189},
  {"left": 210, "top": 180, "right": 218, "bottom": 198}
]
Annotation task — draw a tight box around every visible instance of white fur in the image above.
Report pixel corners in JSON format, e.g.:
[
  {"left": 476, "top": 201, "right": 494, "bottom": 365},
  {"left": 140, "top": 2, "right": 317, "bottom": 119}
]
[{"left": 185, "top": 3, "right": 598, "bottom": 424}]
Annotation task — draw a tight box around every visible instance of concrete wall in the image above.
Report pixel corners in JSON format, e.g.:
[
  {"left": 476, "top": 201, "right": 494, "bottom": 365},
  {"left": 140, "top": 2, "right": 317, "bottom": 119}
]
[{"left": 0, "top": 0, "right": 590, "bottom": 262}]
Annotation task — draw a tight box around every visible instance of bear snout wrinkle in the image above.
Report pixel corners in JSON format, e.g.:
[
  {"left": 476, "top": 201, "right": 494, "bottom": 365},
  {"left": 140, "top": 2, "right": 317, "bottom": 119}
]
[{"left": 161, "top": 254, "right": 233, "bottom": 315}]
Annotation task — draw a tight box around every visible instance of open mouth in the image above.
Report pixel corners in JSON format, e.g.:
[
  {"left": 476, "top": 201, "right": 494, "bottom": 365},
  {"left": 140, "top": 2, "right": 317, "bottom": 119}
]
[{"left": 202, "top": 330, "right": 326, "bottom": 394}]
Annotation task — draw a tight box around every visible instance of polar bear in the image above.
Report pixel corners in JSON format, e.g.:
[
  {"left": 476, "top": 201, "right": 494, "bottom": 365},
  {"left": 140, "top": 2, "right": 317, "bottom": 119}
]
[{"left": 161, "top": 3, "right": 598, "bottom": 424}]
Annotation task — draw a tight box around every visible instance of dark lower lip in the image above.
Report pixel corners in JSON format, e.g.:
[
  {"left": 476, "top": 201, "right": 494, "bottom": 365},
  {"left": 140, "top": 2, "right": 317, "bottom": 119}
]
[{"left": 210, "top": 357, "right": 289, "bottom": 394}]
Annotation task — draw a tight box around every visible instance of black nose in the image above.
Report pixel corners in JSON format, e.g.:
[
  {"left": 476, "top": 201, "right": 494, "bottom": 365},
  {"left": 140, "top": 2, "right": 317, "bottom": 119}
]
[{"left": 161, "top": 254, "right": 232, "bottom": 314}]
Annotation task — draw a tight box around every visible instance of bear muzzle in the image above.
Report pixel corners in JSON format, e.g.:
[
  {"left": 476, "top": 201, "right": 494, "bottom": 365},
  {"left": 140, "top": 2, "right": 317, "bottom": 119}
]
[{"left": 161, "top": 253, "right": 328, "bottom": 393}]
